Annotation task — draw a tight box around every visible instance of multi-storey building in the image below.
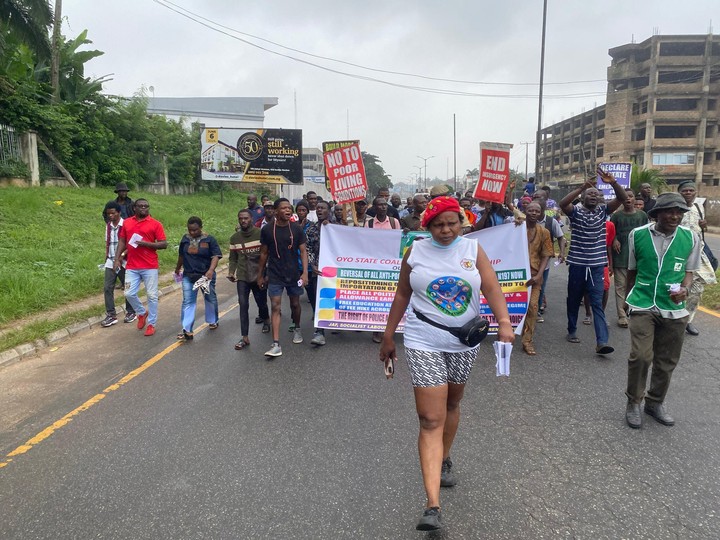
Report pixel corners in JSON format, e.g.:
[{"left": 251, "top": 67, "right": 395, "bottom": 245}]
[{"left": 538, "top": 34, "right": 720, "bottom": 188}]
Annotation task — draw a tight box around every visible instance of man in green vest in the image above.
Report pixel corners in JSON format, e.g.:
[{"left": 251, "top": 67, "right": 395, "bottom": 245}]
[{"left": 624, "top": 193, "right": 702, "bottom": 429}]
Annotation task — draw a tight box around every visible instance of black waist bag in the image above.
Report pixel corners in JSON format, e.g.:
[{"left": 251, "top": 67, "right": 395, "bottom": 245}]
[{"left": 413, "top": 309, "right": 489, "bottom": 347}]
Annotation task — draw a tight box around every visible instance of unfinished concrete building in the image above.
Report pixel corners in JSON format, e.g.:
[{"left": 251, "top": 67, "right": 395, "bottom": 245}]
[{"left": 538, "top": 34, "right": 720, "bottom": 188}]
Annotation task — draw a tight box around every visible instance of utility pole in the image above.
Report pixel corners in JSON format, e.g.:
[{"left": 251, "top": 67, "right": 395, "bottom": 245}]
[
  {"left": 453, "top": 113, "right": 457, "bottom": 193},
  {"left": 51, "top": 0, "right": 62, "bottom": 103},
  {"left": 417, "top": 155, "right": 434, "bottom": 191},
  {"left": 521, "top": 141, "right": 534, "bottom": 180},
  {"left": 534, "top": 0, "right": 548, "bottom": 183}
]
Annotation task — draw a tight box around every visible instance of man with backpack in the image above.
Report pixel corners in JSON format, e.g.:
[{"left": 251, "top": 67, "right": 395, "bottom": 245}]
[{"left": 365, "top": 197, "right": 400, "bottom": 230}]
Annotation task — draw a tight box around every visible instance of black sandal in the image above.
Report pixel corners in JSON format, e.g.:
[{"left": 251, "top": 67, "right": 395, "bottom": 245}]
[
  {"left": 177, "top": 330, "right": 194, "bottom": 341},
  {"left": 234, "top": 340, "right": 249, "bottom": 350}
]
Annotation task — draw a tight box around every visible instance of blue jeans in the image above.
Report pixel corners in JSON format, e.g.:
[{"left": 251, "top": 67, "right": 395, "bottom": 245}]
[
  {"left": 181, "top": 274, "right": 218, "bottom": 332},
  {"left": 126, "top": 269, "right": 159, "bottom": 325},
  {"left": 566, "top": 264, "right": 609, "bottom": 345}
]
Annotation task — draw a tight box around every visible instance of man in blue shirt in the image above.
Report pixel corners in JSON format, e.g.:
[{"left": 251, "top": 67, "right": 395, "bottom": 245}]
[
  {"left": 246, "top": 193, "right": 265, "bottom": 224},
  {"left": 559, "top": 167, "right": 627, "bottom": 355}
]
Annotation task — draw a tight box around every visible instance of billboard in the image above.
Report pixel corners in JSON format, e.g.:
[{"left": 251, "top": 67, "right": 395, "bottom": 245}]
[{"left": 200, "top": 128, "right": 303, "bottom": 184}]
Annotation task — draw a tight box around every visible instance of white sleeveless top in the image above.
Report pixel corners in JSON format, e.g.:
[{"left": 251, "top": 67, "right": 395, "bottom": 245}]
[{"left": 403, "top": 236, "right": 482, "bottom": 352}]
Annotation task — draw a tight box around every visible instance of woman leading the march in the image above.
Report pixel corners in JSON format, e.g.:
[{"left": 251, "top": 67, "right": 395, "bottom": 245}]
[{"left": 379, "top": 196, "right": 514, "bottom": 531}]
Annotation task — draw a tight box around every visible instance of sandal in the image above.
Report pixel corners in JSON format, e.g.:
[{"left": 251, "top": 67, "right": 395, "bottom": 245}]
[
  {"left": 523, "top": 344, "right": 537, "bottom": 356},
  {"left": 582, "top": 316, "right": 592, "bottom": 325},
  {"left": 566, "top": 334, "right": 580, "bottom": 344},
  {"left": 234, "top": 340, "right": 250, "bottom": 350},
  {"left": 208, "top": 323, "right": 219, "bottom": 330},
  {"left": 177, "top": 330, "right": 194, "bottom": 341}
]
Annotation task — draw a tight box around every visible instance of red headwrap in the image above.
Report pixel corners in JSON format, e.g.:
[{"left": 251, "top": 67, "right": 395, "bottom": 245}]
[{"left": 421, "top": 196, "right": 462, "bottom": 228}]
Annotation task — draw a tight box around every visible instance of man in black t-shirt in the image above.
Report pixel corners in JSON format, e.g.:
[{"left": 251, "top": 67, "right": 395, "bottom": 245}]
[{"left": 257, "top": 198, "right": 308, "bottom": 358}]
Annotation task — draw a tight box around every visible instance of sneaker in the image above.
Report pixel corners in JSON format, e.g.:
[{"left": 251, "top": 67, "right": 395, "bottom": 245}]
[
  {"left": 265, "top": 342, "right": 282, "bottom": 358},
  {"left": 536, "top": 314, "right": 544, "bottom": 323},
  {"left": 123, "top": 313, "right": 137, "bottom": 324},
  {"left": 416, "top": 507, "right": 443, "bottom": 531},
  {"left": 310, "top": 330, "right": 326, "bottom": 346},
  {"left": 293, "top": 328, "right": 303, "bottom": 344},
  {"left": 288, "top": 323, "right": 296, "bottom": 332},
  {"left": 100, "top": 315, "right": 118, "bottom": 327},
  {"left": 440, "top": 457, "right": 456, "bottom": 487},
  {"left": 137, "top": 313, "right": 147, "bottom": 330},
  {"left": 144, "top": 324, "right": 155, "bottom": 336},
  {"left": 261, "top": 321, "right": 271, "bottom": 333}
]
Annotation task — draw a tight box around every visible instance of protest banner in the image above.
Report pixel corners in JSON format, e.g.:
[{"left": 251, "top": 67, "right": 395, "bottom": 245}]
[
  {"left": 323, "top": 140, "right": 368, "bottom": 204},
  {"left": 314, "top": 223, "right": 530, "bottom": 334},
  {"left": 597, "top": 162, "right": 632, "bottom": 199},
  {"left": 200, "top": 128, "right": 302, "bottom": 183},
  {"left": 473, "top": 142, "right": 513, "bottom": 204}
]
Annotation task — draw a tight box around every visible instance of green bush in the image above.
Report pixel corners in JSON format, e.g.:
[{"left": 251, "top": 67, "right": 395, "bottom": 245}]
[{"left": 0, "top": 159, "right": 30, "bottom": 179}]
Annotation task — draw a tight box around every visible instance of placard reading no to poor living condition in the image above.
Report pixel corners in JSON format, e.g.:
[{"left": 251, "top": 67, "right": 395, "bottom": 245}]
[{"left": 323, "top": 140, "right": 368, "bottom": 204}]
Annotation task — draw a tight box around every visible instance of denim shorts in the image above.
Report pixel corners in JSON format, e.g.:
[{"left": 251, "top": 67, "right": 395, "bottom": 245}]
[{"left": 267, "top": 282, "right": 304, "bottom": 298}]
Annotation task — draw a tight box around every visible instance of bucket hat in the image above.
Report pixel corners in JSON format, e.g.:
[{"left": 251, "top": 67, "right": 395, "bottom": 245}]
[{"left": 647, "top": 192, "right": 690, "bottom": 218}]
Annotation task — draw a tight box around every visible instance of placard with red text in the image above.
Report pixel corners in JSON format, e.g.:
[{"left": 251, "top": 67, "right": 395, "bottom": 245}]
[
  {"left": 323, "top": 141, "right": 368, "bottom": 204},
  {"left": 473, "top": 143, "right": 512, "bottom": 204}
]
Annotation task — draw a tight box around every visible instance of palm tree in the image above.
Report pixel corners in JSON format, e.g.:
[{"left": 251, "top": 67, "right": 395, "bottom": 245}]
[
  {"left": 630, "top": 166, "right": 667, "bottom": 194},
  {"left": 0, "top": 0, "right": 53, "bottom": 60}
]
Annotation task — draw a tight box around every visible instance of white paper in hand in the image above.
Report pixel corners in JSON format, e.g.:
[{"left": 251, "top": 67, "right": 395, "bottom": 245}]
[
  {"left": 494, "top": 341, "right": 512, "bottom": 377},
  {"left": 128, "top": 233, "right": 143, "bottom": 248}
]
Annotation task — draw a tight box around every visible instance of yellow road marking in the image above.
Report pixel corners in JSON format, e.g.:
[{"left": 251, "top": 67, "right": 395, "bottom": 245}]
[
  {"left": 698, "top": 306, "right": 720, "bottom": 319},
  {"left": 0, "top": 303, "right": 238, "bottom": 470}
]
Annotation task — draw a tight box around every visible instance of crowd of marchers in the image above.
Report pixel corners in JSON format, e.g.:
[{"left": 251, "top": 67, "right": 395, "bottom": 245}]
[{"left": 97, "top": 173, "right": 715, "bottom": 531}]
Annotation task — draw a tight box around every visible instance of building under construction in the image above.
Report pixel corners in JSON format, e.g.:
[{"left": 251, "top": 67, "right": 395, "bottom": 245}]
[{"left": 537, "top": 34, "right": 720, "bottom": 188}]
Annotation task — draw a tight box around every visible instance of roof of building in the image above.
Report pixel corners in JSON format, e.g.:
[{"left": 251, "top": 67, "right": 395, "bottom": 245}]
[
  {"left": 147, "top": 97, "right": 278, "bottom": 123},
  {"left": 609, "top": 33, "right": 719, "bottom": 57}
]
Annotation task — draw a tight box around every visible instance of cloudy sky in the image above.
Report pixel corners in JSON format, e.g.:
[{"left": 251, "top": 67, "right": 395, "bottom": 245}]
[{"left": 64, "top": 0, "right": 717, "bottom": 187}]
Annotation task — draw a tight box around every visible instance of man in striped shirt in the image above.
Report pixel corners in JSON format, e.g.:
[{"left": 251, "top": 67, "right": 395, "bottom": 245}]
[{"left": 559, "top": 167, "right": 627, "bottom": 355}]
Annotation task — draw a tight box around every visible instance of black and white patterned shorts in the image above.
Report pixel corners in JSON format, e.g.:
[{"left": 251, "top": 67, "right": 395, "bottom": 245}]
[{"left": 405, "top": 347, "right": 479, "bottom": 387}]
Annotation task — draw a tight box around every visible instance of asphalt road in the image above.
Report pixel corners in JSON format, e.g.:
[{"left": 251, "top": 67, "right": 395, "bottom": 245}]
[
  {"left": 703, "top": 231, "right": 720, "bottom": 255},
  {"left": 1, "top": 268, "right": 719, "bottom": 539}
]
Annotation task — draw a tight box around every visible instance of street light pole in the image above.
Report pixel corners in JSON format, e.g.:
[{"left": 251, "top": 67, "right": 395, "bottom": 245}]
[
  {"left": 413, "top": 166, "right": 423, "bottom": 192},
  {"left": 417, "top": 155, "right": 434, "bottom": 191}
]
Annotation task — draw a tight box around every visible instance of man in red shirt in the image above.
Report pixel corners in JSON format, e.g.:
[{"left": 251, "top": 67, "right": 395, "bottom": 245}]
[{"left": 114, "top": 198, "right": 167, "bottom": 336}]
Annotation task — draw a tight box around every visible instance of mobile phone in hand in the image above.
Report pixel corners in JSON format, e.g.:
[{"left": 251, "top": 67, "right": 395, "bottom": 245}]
[{"left": 384, "top": 357, "right": 395, "bottom": 379}]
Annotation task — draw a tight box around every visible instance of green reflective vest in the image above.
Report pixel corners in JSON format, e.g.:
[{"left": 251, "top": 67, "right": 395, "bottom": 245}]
[{"left": 626, "top": 225, "right": 693, "bottom": 313}]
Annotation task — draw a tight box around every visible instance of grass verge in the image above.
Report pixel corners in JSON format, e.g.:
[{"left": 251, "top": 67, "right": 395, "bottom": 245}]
[
  {"left": 0, "top": 186, "right": 247, "bottom": 326},
  {"left": 701, "top": 270, "right": 720, "bottom": 311},
  {"left": 0, "top": 304, "right": 103, "bottom": 352}
]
